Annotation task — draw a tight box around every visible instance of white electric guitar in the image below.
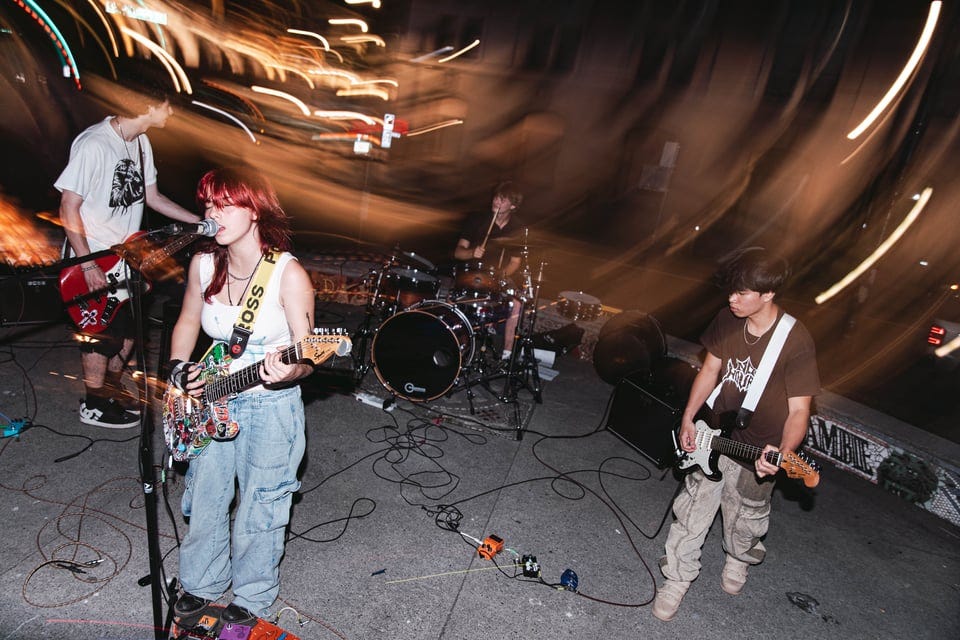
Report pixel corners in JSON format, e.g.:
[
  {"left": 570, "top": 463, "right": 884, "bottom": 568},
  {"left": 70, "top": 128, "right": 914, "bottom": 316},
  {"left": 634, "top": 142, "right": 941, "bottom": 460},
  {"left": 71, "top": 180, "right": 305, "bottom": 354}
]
[{"left": 677, "top": 420, "right": 820, "bottom": 487}]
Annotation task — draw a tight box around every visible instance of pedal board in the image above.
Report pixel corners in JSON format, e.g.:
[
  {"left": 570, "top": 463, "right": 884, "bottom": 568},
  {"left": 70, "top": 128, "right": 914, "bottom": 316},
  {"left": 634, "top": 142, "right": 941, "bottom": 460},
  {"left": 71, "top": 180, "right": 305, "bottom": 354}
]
[{"left": 170, "top": 603, "right": 300, "bottom": 640}]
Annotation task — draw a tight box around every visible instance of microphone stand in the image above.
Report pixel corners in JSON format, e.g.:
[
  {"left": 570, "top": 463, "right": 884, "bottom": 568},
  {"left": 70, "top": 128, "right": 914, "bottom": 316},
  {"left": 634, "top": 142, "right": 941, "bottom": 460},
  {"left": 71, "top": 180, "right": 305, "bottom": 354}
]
[
  {"left": 31, "top": 231, "right": 206, "bottom": 639},
  {"left": 126, "top": 261, "right": 169, "bottom": 640}
]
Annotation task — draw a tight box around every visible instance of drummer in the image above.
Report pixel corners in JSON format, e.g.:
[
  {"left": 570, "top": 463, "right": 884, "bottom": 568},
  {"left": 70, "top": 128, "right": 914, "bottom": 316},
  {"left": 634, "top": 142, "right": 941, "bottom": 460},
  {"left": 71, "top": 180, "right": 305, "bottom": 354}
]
[{"left": 453, "top": 181, "right": 525, "bottom": 359}]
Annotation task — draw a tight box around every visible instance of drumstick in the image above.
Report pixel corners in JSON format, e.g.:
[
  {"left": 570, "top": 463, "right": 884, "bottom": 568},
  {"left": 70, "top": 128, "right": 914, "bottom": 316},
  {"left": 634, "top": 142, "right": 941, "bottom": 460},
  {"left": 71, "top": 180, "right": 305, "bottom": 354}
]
[{"left": 478, "top": 205, "right": 502, "bottom": 252}]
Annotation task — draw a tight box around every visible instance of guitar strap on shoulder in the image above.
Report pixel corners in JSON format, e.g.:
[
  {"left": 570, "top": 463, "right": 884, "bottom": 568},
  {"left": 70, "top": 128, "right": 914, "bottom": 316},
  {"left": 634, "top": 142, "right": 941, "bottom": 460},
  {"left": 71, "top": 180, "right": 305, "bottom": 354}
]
[
  {"left": 227, "top": 250, "right": 280, "bottom": 358},
  {"left": 706, "top": 313, "right": 796, "bottom": 428}
]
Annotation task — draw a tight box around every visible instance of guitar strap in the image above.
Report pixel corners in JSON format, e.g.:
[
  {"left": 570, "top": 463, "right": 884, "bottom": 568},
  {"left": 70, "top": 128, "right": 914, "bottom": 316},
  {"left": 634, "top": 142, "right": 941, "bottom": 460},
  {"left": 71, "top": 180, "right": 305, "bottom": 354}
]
[
  {"left": 227, "top": 250, "right": 279, "bottom": 358},
  {"left": 706, "top": 313, "right": 796, "bottom": 429}
]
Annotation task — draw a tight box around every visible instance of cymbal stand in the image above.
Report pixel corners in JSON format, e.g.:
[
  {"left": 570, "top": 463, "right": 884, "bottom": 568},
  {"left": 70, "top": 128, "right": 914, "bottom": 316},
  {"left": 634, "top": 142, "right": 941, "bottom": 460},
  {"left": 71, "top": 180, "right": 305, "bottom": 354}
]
[
  {"left": 351, "top": 254, "right": 393, "bottom": 385},
  {"left": 453, "top": 321, "right": 501, "bottom": 414},
  {"left": 498, "top": 258, "right": 545, "bottom": 439}
]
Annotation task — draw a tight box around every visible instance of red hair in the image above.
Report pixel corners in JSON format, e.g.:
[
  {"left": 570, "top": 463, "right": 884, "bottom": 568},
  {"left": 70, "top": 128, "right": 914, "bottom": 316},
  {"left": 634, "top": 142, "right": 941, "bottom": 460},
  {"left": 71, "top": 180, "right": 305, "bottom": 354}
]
[{"left": 195, "top": 167, "right": 293, "bottom": 302}]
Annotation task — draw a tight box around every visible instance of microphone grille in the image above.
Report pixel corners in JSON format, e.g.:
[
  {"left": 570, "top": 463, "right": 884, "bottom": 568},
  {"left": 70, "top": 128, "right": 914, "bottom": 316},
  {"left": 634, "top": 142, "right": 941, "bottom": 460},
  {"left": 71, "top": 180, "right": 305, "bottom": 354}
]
[{"left": 199, "top": 219, "right": 220, "bottom": 236}]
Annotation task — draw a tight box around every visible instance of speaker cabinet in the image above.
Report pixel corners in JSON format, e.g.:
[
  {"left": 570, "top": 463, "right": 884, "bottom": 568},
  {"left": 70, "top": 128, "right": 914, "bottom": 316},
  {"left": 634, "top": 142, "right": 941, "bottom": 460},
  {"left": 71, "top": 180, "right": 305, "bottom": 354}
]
[
  {"left": 606, "top": 359, "right": 697, "bottom": 468},
  {"left": 0, "top": 275, "right": 65, "bottom": 326}
]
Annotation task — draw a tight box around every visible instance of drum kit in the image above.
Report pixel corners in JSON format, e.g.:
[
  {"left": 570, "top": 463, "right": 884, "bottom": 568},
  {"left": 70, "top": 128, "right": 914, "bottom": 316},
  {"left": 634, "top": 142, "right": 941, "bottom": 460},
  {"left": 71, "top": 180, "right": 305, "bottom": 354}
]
[{"left": 350, "top": 234, "right": 546, "bottom": 427}]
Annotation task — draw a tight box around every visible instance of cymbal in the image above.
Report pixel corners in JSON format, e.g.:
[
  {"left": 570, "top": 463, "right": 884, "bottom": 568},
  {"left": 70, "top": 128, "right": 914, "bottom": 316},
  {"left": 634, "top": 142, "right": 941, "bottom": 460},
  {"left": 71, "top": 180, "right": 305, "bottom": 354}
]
[
  {"left": 491, "top": 236, "right": 553, "bottom": 249},
  {"left": 395, "top": 250, "right": 434, "bottom": 271}
]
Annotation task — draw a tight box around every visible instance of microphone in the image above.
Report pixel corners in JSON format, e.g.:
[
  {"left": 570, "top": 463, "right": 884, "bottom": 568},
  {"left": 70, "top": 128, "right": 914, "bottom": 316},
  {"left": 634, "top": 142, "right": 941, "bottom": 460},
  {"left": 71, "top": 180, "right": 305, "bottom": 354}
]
[{"left": 160, "top": 219, "right": 219, "bottom": 237}]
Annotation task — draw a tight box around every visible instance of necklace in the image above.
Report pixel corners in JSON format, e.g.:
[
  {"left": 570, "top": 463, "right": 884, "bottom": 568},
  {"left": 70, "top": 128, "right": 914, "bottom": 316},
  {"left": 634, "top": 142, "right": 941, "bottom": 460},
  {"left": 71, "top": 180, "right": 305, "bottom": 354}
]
[
  {"left": 225, "top": 259, "right": 260, "bottom": 306},
  {"left": 114, "top": 118, "right": 133, "bottom": 161},
  {"left": 743, "top": 320, "right": 762, "bottom": 346}
]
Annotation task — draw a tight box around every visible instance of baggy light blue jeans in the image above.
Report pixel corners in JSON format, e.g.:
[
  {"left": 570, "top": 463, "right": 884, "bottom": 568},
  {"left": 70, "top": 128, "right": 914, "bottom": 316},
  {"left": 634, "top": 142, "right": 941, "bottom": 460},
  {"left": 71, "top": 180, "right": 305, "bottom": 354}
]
[
  {"left": 179, "top": 386, "right": 305, "bottom": 616},
  {"left": 660, "top": 455, "right": 775, "bottom": 583}
]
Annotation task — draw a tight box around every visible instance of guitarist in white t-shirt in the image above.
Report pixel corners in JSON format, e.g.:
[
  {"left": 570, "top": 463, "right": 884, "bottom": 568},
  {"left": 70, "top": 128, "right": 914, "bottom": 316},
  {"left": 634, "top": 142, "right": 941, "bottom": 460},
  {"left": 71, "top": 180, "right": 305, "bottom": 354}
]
[{"left": 54, "top": 85, "right": 199, "bottom": 428}]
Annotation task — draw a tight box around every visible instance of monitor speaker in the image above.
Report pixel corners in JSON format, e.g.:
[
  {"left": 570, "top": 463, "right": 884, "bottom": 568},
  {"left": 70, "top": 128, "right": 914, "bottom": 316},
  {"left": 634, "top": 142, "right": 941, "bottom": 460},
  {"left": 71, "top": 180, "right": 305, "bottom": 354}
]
[{"left": 592, "top": 311, "right": 666, "bottom": 385}]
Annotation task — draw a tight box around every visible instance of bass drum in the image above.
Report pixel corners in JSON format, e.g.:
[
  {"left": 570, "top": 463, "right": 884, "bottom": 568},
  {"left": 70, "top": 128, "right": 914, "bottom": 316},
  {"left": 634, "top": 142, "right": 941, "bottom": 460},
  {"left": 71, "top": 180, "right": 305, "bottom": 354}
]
[{"left": 372, "top": 301, "right": 475, "bottom": 401}]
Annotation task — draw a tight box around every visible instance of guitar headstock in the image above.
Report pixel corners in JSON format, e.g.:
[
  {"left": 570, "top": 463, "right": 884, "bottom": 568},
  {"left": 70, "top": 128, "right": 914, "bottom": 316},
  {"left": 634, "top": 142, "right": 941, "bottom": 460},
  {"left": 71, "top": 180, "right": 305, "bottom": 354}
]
[
  {"left": 300, "top": 329, "right": 352, "bottom": 364},
  {"left": 781, "top": 450, "right": 821, "bottom": 488}
]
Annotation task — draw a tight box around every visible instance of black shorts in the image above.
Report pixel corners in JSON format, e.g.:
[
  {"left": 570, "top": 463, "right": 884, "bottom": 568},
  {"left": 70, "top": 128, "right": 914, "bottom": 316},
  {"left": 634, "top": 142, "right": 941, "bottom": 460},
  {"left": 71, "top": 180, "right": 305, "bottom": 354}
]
[{"left": 78, "top": 304, "right": 135, "bottom": 357}]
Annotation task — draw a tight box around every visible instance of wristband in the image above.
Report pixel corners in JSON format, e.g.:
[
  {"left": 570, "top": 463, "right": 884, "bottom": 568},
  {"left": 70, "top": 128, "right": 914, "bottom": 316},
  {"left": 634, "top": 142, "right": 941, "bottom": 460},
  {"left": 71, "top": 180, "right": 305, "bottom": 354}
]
[
  {"left": 82, "top": 264, "right": 99, "bottom": 272},
  {"left": 168, "top": 360, "right": 196, "bottom": 392}
]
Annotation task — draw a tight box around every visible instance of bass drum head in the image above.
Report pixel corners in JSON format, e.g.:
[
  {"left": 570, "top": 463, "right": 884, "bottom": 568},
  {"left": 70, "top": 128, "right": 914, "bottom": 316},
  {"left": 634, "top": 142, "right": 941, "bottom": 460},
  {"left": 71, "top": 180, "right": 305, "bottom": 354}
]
[{"left": 371, "top": 302, "right": 474, "bottom": 401}]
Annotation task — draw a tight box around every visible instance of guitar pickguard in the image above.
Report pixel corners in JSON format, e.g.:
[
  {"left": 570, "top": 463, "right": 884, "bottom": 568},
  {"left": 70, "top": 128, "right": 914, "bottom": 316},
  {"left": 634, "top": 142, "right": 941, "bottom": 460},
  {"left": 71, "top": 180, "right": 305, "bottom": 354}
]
[{"left": 677, "top": 424, "right": 724, "bottom": 481}]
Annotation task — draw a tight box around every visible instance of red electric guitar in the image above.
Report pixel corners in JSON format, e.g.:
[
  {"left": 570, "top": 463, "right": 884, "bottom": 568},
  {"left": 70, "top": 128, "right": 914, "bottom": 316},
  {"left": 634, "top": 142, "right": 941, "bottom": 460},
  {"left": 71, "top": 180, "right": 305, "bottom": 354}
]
[{"left": 59, "top": 232, "right": 200, "bottom": 333}]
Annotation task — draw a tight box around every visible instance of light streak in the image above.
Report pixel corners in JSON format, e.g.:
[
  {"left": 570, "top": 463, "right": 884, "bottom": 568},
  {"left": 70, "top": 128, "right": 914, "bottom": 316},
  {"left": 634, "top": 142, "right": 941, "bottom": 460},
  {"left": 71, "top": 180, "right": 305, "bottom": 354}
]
[
  {"left": 82, "top": 0, "right": 119, "bottom": 57},
  {"left": 191, "top": 101, "right": 257, "bottom": 143},
  {"left": 251, "top": 86, "right": 311, "bottom": 116},
  {"left": 201, "top": 80, "right": 266, "bottom": 121},
  {"left": 341, "top": 35, "right": 386, "bottom": 47},
  {"left": 935, "top": 334, "right": 960, "bottom": 358},
  {"left": 313, "top": 110, "right": 378, "bottom": 125},
  {"left": 16, "top": 0, "right": 82, "bottom": 89},
  {"left": 846, "top": 1, "right": 941, "bottom": 139},
  {"left": 815, "top": 187, "right": 932, "bottom": 305},
  {"left": 345, "top": 0, "right": 382, "bottom": 7},
  {"left": 438, "top": 39, "right": 480, "bottom": 63},
  {"left": 328, "top": 18, "right": 369, "bottom": 32},
  {"left": 410, "top": 46, "right": 454, "bottom": 62},
  {"left": 121, "top": 28, "right": 192, "bottom": 93},
  {"left": 309, "top": 68, "right": 360, "bottom": 83},
  {"left": 287, "top": 28, "right": 330, "bottom": 51},
  {"left": 337, "top": 87, "right": 390, "bottom": 101},
  {"left": 406, "top": 119, "right": 464, "bottom": 137},
  {"left": 352, "top": 78, "right": 399, "bottom": 87},
  {"left": 265, "top": 65, "right": 316, "bottom": 89}
]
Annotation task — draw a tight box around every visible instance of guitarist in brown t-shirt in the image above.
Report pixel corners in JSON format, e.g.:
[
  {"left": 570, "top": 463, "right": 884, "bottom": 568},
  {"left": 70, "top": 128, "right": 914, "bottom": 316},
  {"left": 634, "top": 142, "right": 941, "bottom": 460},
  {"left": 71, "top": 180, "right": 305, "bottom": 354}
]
[{"left": 652, "top": 248, "right": 820, "bottom": 622}]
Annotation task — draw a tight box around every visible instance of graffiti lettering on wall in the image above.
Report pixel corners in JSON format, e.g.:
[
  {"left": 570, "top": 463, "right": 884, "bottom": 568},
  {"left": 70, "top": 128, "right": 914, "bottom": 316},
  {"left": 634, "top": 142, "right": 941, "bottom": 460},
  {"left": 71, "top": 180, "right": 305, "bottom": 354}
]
[
  {"left": 805, "top": 415, "right": 888, "bottom": 481},
  {"left": 806, "top": 414, "right": 960, "bottom": 528}
]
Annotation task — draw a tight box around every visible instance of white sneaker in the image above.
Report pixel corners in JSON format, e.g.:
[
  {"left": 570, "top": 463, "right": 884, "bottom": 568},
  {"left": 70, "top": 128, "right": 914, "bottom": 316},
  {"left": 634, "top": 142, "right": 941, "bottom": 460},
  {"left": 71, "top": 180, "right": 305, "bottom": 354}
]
[
  {"left": 652, "top": 579, "right": 690, "bottom": 621},
  {"left": 721, "top": 556, "right": 749, "bottom": 595}
]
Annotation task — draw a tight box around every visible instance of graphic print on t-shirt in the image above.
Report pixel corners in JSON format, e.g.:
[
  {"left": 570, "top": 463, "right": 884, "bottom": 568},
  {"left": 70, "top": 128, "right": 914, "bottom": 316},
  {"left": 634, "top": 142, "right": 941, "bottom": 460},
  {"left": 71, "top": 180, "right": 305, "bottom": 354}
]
[
  {"left": 721, "top": 356, "right": 756, "bottom": 393},
  {"left": 110, "top": 158, "right": 144, "bottom": 213}
]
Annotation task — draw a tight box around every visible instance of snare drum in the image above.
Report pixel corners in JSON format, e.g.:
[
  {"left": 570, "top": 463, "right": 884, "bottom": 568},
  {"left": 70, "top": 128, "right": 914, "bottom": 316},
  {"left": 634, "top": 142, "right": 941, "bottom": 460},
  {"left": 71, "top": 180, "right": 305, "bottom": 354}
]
[
  {"left": 557, "top": 291, "right": 602, "bottom": 321},
  {"left": 450, "top": 291, "right": 509, "bottom": 327},
  {"left": 381, "top": 267, "right": 440, "bottom": 311},
  {"left": 453, "top": 261, "right": 499, "bottom": 295},
  {"left": 372, "top": 301, "right": 474, "bottom": 401}
]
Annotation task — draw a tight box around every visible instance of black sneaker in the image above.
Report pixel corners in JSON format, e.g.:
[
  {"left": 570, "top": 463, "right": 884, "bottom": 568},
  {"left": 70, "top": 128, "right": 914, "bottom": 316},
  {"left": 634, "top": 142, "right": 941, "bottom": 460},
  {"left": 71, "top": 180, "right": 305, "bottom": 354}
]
[
  {"left": 220, "top": 603, "right": 256, "bottom": 624},
  {"left": 79, "top": 398, "right": 139, "bottom": 429},
  {"left": 173, "top": 592, "right": 210, "bottom": 618},
  {"left": 110, "top": 388, "right": 142, "bottom": 415}
]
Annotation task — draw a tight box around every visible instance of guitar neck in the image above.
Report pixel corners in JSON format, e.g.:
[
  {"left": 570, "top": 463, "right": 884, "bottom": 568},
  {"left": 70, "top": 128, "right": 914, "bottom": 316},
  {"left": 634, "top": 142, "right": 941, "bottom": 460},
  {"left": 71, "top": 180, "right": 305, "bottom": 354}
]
[
  {"left": 710, "top": 436, "right": 782, "bottom": 467},
  {"left": 202, "top": 343, "right": 300, "bottom": 403},
  {"left": 140, "top": 233, "right": 205, "bottom": 271}
]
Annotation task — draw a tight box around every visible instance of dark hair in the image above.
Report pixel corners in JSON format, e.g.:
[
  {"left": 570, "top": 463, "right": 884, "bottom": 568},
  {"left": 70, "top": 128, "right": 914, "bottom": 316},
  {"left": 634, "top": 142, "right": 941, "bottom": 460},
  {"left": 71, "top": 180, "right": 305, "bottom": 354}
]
[
  {"left": 115, "top": 82, "right": 173, "bottom": 117},
  {"left": 493, "top": 180, "right": 523, "bottom": 207},
  {"left": 715, "top": 247, "right": 790, "bottom": 295},
  {"left": 195, "top": 167, "right": 292, "bottom": 303}
]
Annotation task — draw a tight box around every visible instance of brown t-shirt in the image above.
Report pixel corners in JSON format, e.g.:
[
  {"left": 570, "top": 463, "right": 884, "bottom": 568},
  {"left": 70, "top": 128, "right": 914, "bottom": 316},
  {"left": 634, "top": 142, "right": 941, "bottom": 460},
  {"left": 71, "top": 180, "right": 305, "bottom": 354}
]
[{"left": 701, "top": 307, "right": 820, "bottom": 451}]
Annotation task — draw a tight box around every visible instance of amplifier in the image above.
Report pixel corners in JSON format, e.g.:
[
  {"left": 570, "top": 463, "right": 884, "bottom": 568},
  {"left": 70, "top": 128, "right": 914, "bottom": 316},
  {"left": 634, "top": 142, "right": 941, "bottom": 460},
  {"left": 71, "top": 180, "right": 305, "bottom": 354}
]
[
  {"left": 0, "top": 274, "right": 65, "bottom": 326},
  {"left": 606, "top": 360, "right": 696, "bottom": 468}
]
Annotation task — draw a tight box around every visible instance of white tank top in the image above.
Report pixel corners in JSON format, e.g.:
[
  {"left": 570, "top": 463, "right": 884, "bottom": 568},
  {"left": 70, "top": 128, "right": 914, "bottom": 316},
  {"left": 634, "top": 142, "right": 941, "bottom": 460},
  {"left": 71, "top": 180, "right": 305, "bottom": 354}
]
[{"left": 198, "top": 251, "right": 297, "bottom": 376}]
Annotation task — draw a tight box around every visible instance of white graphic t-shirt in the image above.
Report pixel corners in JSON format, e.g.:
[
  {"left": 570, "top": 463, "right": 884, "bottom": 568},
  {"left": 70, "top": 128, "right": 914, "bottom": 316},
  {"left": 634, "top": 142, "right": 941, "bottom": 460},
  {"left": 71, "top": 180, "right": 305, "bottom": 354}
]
[{"left": 54, "top": 117, "right": 158, "bottom": 252}]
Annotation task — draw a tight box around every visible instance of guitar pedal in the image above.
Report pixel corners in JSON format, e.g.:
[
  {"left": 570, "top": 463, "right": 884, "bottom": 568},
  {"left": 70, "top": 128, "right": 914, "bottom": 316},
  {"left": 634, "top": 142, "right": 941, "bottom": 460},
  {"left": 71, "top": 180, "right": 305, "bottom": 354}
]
[{"left": 478, "top": 534, "right": 503, "bottom": 560}]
